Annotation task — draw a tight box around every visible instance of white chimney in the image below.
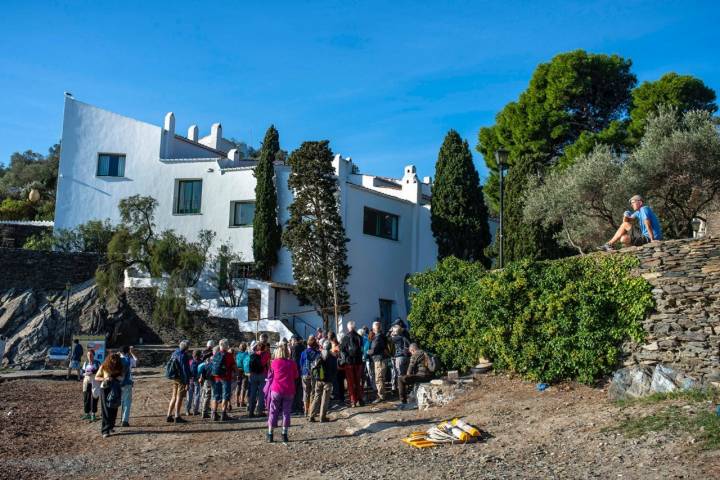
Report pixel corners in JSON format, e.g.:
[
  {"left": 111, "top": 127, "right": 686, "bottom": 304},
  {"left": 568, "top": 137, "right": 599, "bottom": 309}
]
[
  {"left": 227, "top": 148, "right": 240, "bottom": 162},
  {"left": 187, "top": 125, "right": 198, "bottom": 142},
  {"left": 163, "top": 112, "right": 175, "bottom": 134}
]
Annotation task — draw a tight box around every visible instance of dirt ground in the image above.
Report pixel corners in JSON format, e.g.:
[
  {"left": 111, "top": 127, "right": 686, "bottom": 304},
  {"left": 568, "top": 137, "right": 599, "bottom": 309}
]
[{"left": 1, "top": 371, "right": 719, "bottom": 480}]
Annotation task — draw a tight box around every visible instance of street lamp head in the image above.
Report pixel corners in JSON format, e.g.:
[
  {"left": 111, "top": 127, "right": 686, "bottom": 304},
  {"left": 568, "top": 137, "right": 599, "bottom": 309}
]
[
  {"left": 691, "top": 218, "right": 702, "bottom": 234},
  {"left": 495, "top": 149, "right": 509, "bottom": 170}
]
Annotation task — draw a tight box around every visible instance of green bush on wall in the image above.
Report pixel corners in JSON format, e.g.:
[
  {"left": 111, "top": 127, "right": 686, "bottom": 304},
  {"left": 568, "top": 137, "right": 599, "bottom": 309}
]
[{"left": 408, "top": 254, "right": 654, "bottom": 384}]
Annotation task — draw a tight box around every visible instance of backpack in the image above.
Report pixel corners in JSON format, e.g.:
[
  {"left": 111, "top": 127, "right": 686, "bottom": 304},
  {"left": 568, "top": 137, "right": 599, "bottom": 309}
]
[
  {"left": 425, "top": 352, "right": 440, "bottom": 374},
  {"left": 249, "top": 352, "right": 263, "bottom": 374},
  {"left": 105, "top": 378, "right": 123, "bottom": 408},
  {"left": 164, "top": 354, "right": 180, "bottom": 380},
  {"left": 211, "top": 352, "right": 227, "bottom": 377},
  {"left": 310, "top": 355, "right": 325, "bottom": 381}
]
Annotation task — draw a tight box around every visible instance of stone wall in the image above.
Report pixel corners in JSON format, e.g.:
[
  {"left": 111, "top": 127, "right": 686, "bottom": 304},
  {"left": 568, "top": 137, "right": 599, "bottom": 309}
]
[
  {"left": 0, "top": 223, "right": 52, "bottom": 249},
  {"left": 0, "top": 248, "right": 100, "bottom": 291},
  {"left": 620, "top": 236, "right": 720, "bottom": 384}
]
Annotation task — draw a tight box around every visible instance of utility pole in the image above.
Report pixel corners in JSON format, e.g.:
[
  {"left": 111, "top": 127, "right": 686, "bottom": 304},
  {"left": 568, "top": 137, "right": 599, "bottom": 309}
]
[
  {"left": 63, "top": 282, "right": 71, "bottom": 346},
  {"left": 495, "top": 149, "right": 509, "bottom": 269}
]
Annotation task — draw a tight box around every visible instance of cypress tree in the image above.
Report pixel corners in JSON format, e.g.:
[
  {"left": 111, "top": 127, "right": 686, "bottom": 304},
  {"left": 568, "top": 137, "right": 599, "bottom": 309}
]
[
  {"left": 282, "top": 141, "right": 350, "bottom": 332},
  {"left": 431, "top": 130, "right": 491, "bottom": 268},
  {"left": 252, "top": 125, "right": 282, "bottom": 279}
]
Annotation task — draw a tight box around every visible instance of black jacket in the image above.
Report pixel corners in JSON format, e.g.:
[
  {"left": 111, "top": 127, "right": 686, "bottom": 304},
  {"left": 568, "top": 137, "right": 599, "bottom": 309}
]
[
  {"left": 390, "top": 334, "right": 410, "bottom": 358},
  {"left": 340, "top": 330, "right": 363, "bottom": 365},
  {"left": 366, "top": 332, "right": 388, "bottom": 360}
]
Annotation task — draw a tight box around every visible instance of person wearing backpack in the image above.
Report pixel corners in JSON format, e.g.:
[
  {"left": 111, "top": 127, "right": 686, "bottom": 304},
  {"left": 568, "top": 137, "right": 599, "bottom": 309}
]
[
  {"left": 94, "top": 352, "right": 125, "bottom": 438},
  {"left": 198, "top": 346, "right": 218, "bottom": 418},
  {"left": 186, "top": 350, "right": 202, "bottom": 416},
  {"left": 299, "top": 336, "right": 320, "bottom": 417},
  {"left": 81, "top": 350, "right": 101, "bottom": 422},
  {"left": 210, "top": 339, "right": 236, "bottom": 421},
  {"left": 119, "top": 345, "right": 138, "bottom": 427},
  {"left": 234, "top": 342, "right": 250, "bottom": 408},
  {"left": 390, "top": 324, "right": 411, "bottom": 396},
  {"left": 398, "top": 343, "right": 433, "bottom": 404},
  {"left": 366, "top": 321, "right": 388, "bottom": 403},
  {"left": 165, "top": 340, "right": 192, "bottom": 424},
  {"left": 340, "top": 321, "right": 364, "bottom": 408},
  {"left": 247, "top": 341, "right": 269, "bottom": 418},
  {"left": 308, "top": 340, "right": 337, "bottom": 423}
]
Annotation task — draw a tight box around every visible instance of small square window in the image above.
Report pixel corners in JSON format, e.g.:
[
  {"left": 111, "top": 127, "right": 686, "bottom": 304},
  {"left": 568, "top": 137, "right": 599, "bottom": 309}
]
[
  {"left": 97, "top": 154, "right": 126, "bottom": 177},
  {"left": 176, "top": 180, "right": 202, "bottom": 214},
  {"left": 231, "top": 201, "right": 255, "bottom": 226}
]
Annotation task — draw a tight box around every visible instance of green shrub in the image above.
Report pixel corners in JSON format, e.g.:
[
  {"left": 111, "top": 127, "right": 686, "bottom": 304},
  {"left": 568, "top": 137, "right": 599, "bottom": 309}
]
[{"left": 408, "top": 254, "right": 653, "bottom": 384}]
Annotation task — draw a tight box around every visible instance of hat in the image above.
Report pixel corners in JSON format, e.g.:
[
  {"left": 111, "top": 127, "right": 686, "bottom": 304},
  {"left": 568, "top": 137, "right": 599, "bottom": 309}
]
[{"left": 250, "top": 340, "right": 258, "bottom": 350}]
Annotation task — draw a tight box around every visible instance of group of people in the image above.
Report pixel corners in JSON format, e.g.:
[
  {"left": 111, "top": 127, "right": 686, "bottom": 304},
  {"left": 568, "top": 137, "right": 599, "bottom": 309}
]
[
  {"left": 163, "top": 318, "right": 434, "bottom": 443},
  {"left": 75, "top": 340, "right": 138, "bottom": 438},
  {"left": 75, "top": 318, "right": 434, "bottom": 442}
]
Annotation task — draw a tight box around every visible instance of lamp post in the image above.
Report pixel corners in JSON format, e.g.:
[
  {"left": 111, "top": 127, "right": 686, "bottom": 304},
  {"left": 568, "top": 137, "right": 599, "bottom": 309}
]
[
  {"left": 495, "top": 149, "right": 509, "bottom": 269},
  {"left": 691, "top": 218, "right": 703, "bottom": 238},
  {"left": 63, "top": 282, "right": 71, "bottom": 346}
]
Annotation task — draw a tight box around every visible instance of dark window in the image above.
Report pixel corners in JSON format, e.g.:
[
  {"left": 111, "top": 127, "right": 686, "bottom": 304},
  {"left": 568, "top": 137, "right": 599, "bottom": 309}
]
[
  {"left": 363, "top": 207, "right": 399, "bottom": 241},
  {"left": 379, "top": 299, "right": 394, "bottom": 331},
  {"left": 176, "top": 180, "right": 202, "bottom": 214},
  {"left": 96, "top": 154, "right": 125, "bottom": 177},
  {"left": 229, "top": 262, "right": 255, "bottom": 279},
  {"left": 231, "top": 201, "right": 255, "bottom": 226}
]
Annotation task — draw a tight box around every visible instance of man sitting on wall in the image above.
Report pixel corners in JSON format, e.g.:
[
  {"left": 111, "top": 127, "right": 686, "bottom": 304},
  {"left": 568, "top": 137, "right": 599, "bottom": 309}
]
[
  {"left": 398, "top": 343, "right": 433, "bottom": 404},
  {"left": 599, "top": 195, "right": 663, "bottom": 251}
]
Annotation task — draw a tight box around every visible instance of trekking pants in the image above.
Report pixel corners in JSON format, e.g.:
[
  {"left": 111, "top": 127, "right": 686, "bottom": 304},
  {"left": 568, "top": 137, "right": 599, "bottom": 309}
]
[
  {"left": 186, "top": 380, "right": 200, "bottom": 414},
  {"left": 120, "top": 384, "right": 133, "bottom": 423},
  {"left": 100, "top": 387, "right": 118, "bottom": 435},
  {"left": 310, "top": 380, "right": 333, "bottom": 419},
  {"left": 248, "top": 373, "right": 266, "bottom": 415},
  {"left": 268, "top": 391, "right": 293, "bottom": 429},
  {"left": 345, "top": 363, "right": 363, "bottom": 405},
  {"left": 83, "top": 386, "right": 98, "bottom": 414},
  {"left": 373, "top": 359, "right": 386, "bottom": 400},
  {"left": 200, "top": 379, "right": 213, "bottom": 414}
]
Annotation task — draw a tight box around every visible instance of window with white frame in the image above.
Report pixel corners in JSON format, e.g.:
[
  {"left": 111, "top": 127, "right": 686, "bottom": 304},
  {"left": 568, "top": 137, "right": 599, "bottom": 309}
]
[
  {"left": 96, "top": 153, "right": 126, "bottom": 177},
  {"left": 230, "top": 201, "right": 255, "bottom": 226}
]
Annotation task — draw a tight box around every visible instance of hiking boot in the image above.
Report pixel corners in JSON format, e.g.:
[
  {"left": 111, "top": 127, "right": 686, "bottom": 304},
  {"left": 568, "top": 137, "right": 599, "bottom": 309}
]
[
  {"left": 247, "top": 412, "right": 256, "bottom": 418},
  {"left": 102, "top": 433, "right": 110, "bottom": 438},
  {"left": 193, "top": 410, "right": 200, "bottom": 416},
  {"left": 597, "top": 243, "right": 613, "bottom": 252},
  {"left": 308, "top": 416, "right": 316, "bottom": 423},
  {"left": 371, "top": 398, "right": 383, "bottom": 404},
  {"left": 81, "top": 414, "right": 90, "bottom": 420},
  {"left": 166, "top": 415, "right": 174, "bottom": 423},
  {"left": 221, "top": 412, "right": 231, "bottom": 422},
  {"left": 201, "top": 412, "right": 210, "bottom": 419},
  {"left": 212, "top": 412, "right": 220, "bottom": 422},
  {"left": 319, "top": 416, "right": 330, "bottom": 423},
  {"left": 282, "top": 432, "right": 289, "bottom": 443},
  {"left": 121, "top": 421, "right": 130, "bottom": 427},
  {"left": 267, "top": 431, "right": 274, "bottom": 443},
  {"left": 174, "top": 416, "right": 187, "bottom": 424},
  {"left": 90, "top": 414, "right": 97, "bottom": 422}
]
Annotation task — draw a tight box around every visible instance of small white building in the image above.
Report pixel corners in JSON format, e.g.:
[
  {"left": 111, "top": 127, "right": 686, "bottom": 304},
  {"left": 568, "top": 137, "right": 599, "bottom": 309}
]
[{"left": 55, "top": 97, "right": 438, "bottom": 337}]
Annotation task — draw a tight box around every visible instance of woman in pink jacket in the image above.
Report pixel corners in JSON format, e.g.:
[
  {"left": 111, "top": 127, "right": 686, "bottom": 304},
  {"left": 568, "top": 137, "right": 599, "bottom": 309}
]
[{"left": 266, "top": 344, "right": 299, "bottom": 443}]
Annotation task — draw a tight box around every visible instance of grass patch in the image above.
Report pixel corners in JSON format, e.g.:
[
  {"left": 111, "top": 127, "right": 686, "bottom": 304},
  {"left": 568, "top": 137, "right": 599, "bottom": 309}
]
[{"left": 615, "top": 405, "right": 720, "bottom": 450}]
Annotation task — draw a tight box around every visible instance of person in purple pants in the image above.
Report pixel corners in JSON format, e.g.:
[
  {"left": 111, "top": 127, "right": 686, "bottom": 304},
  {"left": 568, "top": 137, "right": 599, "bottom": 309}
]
[{"left": 266, "top": 344, "right": 299, "bottom": 444}]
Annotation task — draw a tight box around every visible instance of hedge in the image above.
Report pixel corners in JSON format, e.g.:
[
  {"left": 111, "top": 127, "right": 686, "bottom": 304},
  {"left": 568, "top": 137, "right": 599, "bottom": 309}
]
[{"left": 408, "top": 254, "right": 654, "bottom": 384}]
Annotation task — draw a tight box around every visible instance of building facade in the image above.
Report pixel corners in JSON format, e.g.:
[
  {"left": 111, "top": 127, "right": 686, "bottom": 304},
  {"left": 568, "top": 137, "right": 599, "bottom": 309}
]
[{"left": 55, "top": 97, "right": 438, "bottom": 336}]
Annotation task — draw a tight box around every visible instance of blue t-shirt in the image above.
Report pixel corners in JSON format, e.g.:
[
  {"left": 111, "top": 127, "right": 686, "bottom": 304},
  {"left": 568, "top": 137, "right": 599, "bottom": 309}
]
[
  {"left": 632, "top": 206, "right": 662, "bottom": 240},
  {"left": 236, "top": 351, "right": 250, "bottom": 373}
]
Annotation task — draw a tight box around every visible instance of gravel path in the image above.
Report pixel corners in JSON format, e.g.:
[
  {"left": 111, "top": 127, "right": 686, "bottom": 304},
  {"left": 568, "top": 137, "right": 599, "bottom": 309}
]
[{"left": 1, "top": 371, "right": 718, "bottom": 479}]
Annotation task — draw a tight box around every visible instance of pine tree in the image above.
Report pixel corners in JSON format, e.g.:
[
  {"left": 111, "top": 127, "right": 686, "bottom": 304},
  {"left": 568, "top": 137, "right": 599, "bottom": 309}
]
[
  {"left": 282, "top": 141, "right": 350, "bottom": 332},
  {"left": 252, "top": 125, "right": 282, "bottom": 279},
  {"left": 431, "top": 130, "right": 491, "bottom": 267}
]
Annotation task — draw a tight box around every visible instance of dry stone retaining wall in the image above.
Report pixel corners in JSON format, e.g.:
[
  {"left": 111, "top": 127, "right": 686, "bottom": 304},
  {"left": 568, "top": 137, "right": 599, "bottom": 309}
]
[
  {"left": 620, "top": 236, "right": 720, "bottom": 384},
  {"left": 0, "top": 248, "right": 100, "bottom": 291}
]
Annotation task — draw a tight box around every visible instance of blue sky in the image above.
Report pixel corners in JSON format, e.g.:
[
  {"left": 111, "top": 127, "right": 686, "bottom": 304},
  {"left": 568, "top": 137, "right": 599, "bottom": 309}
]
[{"left": 0, "top": 1, "right": 718, "bottom": 181}]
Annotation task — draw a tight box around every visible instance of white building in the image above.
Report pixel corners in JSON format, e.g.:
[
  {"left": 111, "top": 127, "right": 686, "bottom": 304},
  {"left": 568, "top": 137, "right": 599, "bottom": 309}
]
[{"left": 55, "top": 97, "right": 438, "bottom": 337}]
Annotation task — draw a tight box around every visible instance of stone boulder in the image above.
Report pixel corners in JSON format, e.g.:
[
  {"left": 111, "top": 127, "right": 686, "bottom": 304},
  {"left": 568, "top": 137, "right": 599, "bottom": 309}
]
[{"left": 608, "top": 364, "right": 697, "bottom": 401}]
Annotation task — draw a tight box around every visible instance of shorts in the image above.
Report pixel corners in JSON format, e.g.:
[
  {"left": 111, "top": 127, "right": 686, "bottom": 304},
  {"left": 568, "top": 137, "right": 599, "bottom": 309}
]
[
  {"left": 631, "top": 236, "right": 651, "bottom": 247},
  {"left": 212, "top": 379, "right": 232, "bottom": 402},
  {"left": 69, "top": 360, "right": 80, "bottom": 369}
]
